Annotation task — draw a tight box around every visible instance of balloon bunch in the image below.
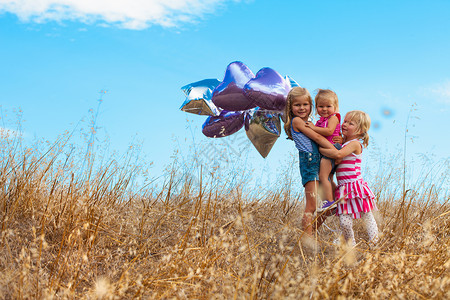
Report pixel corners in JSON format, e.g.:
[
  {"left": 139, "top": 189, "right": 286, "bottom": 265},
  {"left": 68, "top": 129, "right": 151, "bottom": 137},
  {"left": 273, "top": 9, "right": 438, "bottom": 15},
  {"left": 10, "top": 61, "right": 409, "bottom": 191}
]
[{"left": 180, "top": 61, "right": 298, "bottom": 158}]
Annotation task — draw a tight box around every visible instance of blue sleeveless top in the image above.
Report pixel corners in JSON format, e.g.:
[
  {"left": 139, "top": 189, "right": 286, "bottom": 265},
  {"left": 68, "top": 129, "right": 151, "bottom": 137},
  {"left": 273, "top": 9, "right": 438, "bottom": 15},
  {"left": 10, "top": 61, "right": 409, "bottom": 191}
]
[{"left": 291, "top": 121, "right": 319, "bottom": 154}]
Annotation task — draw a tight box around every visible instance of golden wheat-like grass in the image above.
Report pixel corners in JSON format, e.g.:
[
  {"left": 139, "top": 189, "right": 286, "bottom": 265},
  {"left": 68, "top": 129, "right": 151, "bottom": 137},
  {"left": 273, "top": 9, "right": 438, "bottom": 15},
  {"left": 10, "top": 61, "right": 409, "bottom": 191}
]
[{"left": 0, "top": 130, "right": 449, "bottom": 299}]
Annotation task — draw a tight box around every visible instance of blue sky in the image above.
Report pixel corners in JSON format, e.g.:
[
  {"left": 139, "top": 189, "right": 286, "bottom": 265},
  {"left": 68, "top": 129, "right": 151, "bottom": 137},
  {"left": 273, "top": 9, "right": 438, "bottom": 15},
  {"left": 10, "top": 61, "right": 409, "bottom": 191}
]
[{"left": 0, "top": 0, "right": 449, "bottom": 186}]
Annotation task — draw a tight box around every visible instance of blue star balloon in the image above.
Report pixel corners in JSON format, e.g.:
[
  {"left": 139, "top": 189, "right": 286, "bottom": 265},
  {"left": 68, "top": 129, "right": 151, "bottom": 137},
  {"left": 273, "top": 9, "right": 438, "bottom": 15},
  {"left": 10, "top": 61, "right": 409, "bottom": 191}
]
[{"left": 180, "top": 79, "right": 221, "bottom": 116}]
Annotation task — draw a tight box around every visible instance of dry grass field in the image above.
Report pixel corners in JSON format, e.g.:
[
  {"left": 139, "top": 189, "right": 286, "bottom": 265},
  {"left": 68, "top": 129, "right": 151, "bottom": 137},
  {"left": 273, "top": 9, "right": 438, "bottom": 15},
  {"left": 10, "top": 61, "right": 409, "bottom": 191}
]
[{"left": 0, "top": 129, "right": 449, "bottom": 299}]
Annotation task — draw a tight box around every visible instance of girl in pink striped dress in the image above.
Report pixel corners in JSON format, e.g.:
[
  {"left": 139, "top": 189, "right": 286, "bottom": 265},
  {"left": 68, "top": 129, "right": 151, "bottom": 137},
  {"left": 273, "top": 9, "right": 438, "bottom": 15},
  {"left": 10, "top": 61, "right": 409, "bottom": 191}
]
[{"left": 320, "top": 110, "right": 379, "bottom": 246}]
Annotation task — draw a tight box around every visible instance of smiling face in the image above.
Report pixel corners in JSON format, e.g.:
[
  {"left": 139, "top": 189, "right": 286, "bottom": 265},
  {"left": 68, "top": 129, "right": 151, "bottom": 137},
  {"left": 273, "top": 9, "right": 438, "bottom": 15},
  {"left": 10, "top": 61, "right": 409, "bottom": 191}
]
[
  {"left": 291, "top": 96, "right": 312, "bottom": 121},
  {"left": 341, "top": 110, "right": 371, "bottom": 146},
  {"left": 316, "top": 98, "right": 336, "bottom": 118},
  {"left": 341, "top": 114, "right": 359, "bottom": 139}
]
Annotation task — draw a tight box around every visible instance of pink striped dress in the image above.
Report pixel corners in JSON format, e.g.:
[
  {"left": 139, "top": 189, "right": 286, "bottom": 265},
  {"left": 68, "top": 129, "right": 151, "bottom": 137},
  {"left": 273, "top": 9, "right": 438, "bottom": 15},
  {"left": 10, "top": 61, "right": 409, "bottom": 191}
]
[{"left": 335, "top": 139, "right": 377, "bottom": 219}]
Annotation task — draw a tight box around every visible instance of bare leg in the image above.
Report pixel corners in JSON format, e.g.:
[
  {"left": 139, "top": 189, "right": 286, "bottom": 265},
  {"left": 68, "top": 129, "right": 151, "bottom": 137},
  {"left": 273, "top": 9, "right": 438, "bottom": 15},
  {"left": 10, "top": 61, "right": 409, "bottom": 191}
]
[
  {"left": 331, "top": 180, "right": 337, "bottom": 198},
  {"left": 319, "top": 158, "right": 333, "bottom": 203},
  {"left": 302, "top": 180, "right": 319, "bottom": 236}
]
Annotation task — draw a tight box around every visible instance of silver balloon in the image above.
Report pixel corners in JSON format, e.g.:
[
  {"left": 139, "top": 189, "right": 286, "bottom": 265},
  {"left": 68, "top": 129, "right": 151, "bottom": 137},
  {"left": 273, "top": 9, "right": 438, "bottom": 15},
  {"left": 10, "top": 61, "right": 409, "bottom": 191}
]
[
  {"left": 245, "top": 109, "right": 282, "bottom": 158},
  {"left": 180, "top": 79, "right": 221, "bottom": 116}
]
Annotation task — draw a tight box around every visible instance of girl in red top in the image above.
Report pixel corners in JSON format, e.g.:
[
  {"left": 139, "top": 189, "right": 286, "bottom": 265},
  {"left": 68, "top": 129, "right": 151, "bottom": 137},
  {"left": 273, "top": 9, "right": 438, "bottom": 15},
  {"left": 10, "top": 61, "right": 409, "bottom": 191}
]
[{"left": 305, "top": 89, "right": 341, "bottom": 210}]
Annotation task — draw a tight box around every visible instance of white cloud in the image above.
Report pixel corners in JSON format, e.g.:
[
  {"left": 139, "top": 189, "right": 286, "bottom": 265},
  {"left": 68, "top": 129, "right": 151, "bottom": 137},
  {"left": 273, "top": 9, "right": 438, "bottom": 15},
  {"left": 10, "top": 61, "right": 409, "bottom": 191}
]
[
  {"left": 0, "top": 0, "right": 234, "bottom": 29},
  {"left": 425, "top": 80, "right": 450, "bottom": 105}
]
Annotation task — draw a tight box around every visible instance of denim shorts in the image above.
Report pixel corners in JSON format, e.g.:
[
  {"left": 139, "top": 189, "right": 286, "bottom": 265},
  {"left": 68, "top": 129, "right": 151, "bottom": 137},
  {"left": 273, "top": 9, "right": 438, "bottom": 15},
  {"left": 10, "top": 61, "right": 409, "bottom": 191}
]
[{"left": 298, "top": 151, "right": 321, "bottom": 186}]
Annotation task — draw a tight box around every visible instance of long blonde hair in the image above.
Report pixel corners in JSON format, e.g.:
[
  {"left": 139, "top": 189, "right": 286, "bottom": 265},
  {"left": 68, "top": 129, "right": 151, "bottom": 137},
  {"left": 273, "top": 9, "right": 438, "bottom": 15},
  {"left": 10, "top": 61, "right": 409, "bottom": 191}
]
[
  {"left": 345, "top": 110, "right": 371, "bottom": 147},
  {"left": 283, "top": 87, "right": 312, "bottom": 140},
  {"left": 314, "top": 89, "right": 339, "bottom": 113}
]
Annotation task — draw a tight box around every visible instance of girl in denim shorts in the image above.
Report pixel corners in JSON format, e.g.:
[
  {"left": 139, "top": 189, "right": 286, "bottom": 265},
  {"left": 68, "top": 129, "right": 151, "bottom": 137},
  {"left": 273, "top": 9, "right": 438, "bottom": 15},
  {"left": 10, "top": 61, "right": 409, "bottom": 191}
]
[{"left": 284, "top": 87, "right": 337, "bottom": 236}]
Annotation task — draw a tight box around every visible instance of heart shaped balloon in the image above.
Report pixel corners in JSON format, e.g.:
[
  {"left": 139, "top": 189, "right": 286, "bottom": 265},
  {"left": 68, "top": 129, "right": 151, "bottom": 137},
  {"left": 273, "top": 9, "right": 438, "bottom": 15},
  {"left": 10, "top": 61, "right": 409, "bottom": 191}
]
[
  {"left": 212, "top": 61, "right": 257, "bottom": 111},
  {"left": 180, "top": 79, "right": 221, "bottom": 116},
  {"left": 245, "top": 109, "right": 282, "bottom": 158},
  {"left": 244, "top": 67, "right": 291, "bottom": 111},
  {"left": 202, "top": 110, "right": 245, "bottom": 138}
]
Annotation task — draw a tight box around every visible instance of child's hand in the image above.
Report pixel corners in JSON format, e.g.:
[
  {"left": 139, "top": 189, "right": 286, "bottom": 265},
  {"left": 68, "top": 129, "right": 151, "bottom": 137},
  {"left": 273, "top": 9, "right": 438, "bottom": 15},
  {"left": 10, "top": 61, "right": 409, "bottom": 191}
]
[
  {"left": 332, "top": 135, "right": 343, "bottom": 144},
  {"left": 305, "top": 122, "right": 316, "bottom": 129}
]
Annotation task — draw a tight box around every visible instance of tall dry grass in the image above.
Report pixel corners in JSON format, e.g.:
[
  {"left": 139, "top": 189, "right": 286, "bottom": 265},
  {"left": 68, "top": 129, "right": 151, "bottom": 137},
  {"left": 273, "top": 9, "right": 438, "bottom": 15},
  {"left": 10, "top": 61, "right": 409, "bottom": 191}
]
[{"left": 0, "top": 125, "right": 449, "bottom": 299}]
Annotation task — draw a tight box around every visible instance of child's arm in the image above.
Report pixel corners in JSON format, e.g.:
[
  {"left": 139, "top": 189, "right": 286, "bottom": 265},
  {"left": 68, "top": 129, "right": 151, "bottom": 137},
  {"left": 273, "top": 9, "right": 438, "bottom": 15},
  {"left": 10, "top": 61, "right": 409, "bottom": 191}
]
[
  {"left": 319, "top": 140, "right": 361, "bottom": 160},
  {"left": 292, "top": 117, "right": 334, "bottom": 149},
  {"left": 305, "top": 115, "right": 339, "bottom": 137}
]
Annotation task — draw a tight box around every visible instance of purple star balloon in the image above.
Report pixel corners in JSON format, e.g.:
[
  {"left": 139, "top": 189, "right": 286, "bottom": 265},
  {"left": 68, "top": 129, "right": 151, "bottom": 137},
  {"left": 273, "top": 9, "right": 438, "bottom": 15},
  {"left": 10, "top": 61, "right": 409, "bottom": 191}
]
[{"left": 212, "top": 61, "right": 257, "bottom": 111}]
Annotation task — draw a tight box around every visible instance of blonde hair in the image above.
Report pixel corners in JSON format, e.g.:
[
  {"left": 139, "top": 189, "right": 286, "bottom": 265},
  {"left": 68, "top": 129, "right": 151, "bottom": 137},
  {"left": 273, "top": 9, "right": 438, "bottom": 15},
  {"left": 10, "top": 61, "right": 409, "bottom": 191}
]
[
  {"left": 345, "top": 110, "right": 371, "bottom": 147},
  {"left": 283, "top": 87, "right": 312, "bottom": 140},
  {"left": 314, "top": 89, "right": 339, "bottom": 113}
]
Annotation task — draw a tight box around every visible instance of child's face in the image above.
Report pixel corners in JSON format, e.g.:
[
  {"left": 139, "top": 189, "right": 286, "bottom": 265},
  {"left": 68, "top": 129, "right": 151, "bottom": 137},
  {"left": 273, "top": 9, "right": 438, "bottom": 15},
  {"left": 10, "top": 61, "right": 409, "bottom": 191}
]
[
  {"left": 342, "top": 115, "right": 358, "bottom": 138},
  {"left": 291, "top": 96, "right": 311, "bottom": 120},
  {"left": 316, "top": 99, "right": 336, "bottom": 118}
]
